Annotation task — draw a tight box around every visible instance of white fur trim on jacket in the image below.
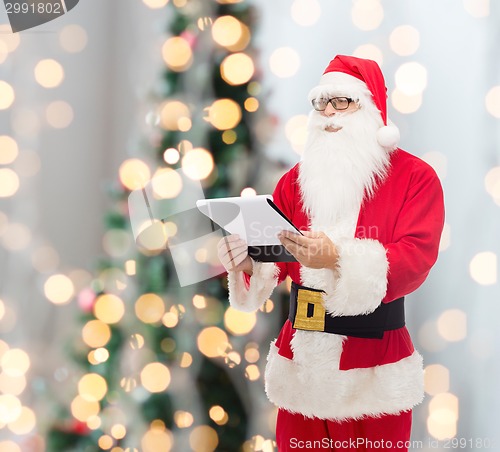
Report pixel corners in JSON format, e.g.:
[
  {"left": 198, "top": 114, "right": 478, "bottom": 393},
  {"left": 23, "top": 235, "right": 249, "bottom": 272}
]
[
  {"left": 322, "top": 237, "right": 389, "bottom": 316},
  {"left": 265, "top": 338, "right": 424, "bottom": 421},
  {"left": 227, "top": 260, "right": 279, "bottom": 312}
]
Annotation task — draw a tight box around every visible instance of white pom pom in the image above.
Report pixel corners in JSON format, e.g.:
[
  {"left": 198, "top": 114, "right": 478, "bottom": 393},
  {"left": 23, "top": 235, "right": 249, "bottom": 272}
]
[{"left": 377, "top": 124, "right": 400, "bottom": 149}]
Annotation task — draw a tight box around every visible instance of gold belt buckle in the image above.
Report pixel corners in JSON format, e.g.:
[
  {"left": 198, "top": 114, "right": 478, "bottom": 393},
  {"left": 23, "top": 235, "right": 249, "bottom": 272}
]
[{"left": 293, "top": 289, "right": 326, "bottom": 332}]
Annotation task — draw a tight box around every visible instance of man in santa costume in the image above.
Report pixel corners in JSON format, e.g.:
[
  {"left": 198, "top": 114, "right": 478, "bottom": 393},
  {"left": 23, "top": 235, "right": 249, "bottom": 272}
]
[{"left": 217, "top": 55, "right": 444, "bottom": 451}]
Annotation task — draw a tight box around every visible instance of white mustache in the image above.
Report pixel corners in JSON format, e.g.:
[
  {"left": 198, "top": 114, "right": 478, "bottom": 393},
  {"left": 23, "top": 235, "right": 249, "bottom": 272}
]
[{"left": 309, "top": 111, "right": 352, "bottom": 131}]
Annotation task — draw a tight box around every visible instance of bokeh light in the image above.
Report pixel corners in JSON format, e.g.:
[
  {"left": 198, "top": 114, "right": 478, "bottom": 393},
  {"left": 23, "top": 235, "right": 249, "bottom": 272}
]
[
  {"left": 485, "top": 166, "right": 500, "bottom": 205},
  {"left": 143, "top": 0, "right": 169, "bottom": 8},
  {"left": 0, "top": 394, "right": 22, "bottom": 423},
  {"left": 0, "top": 25, "right": 20, "bottom": 52},
  {"left": 1, "top": 348, "right": 30, "bottom": 377},
  {"left": 0, "top": 372, "right": 26, "bottom": 396},
  {"left": 152, "top": 168, "right": 183, "bottom": 199},
  {"left": 94, "top": 294, "right": 125, "bottom": 324},
  {"left": 163, "top": 147, "right": 180, "bottom": 164},
  {"left": 353, "top": 44, "right": 383, "bottom": 67},
  {"left": 136, "top": 220, "right": 168, "bottom": 251},
  {"left": 424, "top": 364, "right": 450, "bottom": 396},
  {"left": 0, "top": 169, "right": 20, "bottom": 197},
  {"left": 135, "top": 293, "right": 165, "bottom": 324},
  {"left": 418, "top": 320, "right": 447, "bottom": 353},
  {"left": 46, "top": 100, "right": 74, "bottom": 128},
  {"left": 111, "top": 424, "right": 127, "bottom": 439},
  {"left": 119, "top": 158, "right": 151, "bottom": 190},
  {"left": 269, "top": 47, "right": 301, "bottom": 78},
  {"left": 0, "top": 81, "right": 15, "bottom": 110},
  {"left": 389, "top": 25, "right": 420, "bottom": 56},
  {"left": 140, "top": 362, "right": 171, "bottom": 392},
  {"left": 206, "top": 99, "right": 242, "bottom": 130},
  {"left": 141, "top": 427, "right": 173, "bottom": 452},
  {"left": 179, "top": 352, "right": 193, "bottom": 368},
  {"left": 244, "top": 97, "right": 259, "bottom": 113},
  {"left": 162, "top": 37, "right": 193, "bottom": 72},
  {"left": 391, "top": 89, "right": 423, "bottom": 114},
  {"left": 245, "top": 344, "right": 260, "bottom": 363},
  {"left": 82, "top": 320, "right": 112, "bottom": 348},
  {"left": 71, "top": 395, "right": 100, "bottom": 422},
  {"left": 395, "top": 62, "right": 428, "bottom": 96},
  {"left": 211, "top": 16, "right": 249, "bottom": 51},
  {"left": 78, "top": 373, "right": 108, "bottom": 401},
  {"left": 59, "top": 24, "right": 88, "bottom": 53},
  {"left": 209, "top": 405, "right": 228, "bottom": 425},
  {"left": 222, "top": 130, "right": 237, "bottom": 144},
  {"left": 351, "top": 0, "right": 384, "bottom": 31},
  {"left": 0, "top": 41, "right": 7, "bottom": 64},
  {"left": 2, "top": 222, "right": 31, "bottom": 251},
  {"left": 159, "top": 100, "right": 191, "bottom": 131},
  {"left": 44, "top": 274, "right": 75, "bottom": 305},
  {"left": 245, "top": 364, "right": 260, "bottom": 381},
  {"left": 98, "top": 435, "right": 113, "bottom": 450},
  {"left": 221, "top": 53, "right": 255, "bottom": 85},
  {"left": 437, "top": 309, "right": 467, "bottom": 342},
  {"left": 463, "top": 0, "right": 490, "bottom": 17},
  {"left": 181, "top": 147, "right": 214, "bottom": 180},
  {"left": 189, "top": 426, "right": 219, "bottom": 452},
  {"left": 285, "top": 114, "right": 309, "bottom": 155},
  {"left": 291, "top": 0, "right": 321, "bottom": 26},
  {"left": 224, "top": 307, "right": 256, "bottom": 335},
  {"left": 197, "top": 327, "right": 229, "bottom": 358},
  {"left": 7, "top": 406, "right": 36, "bottom": 435},
  {"left": 469, "top": 251, "right": 497, "bottom": 285},
  {"left": 485, "top": 86, "right": 500, "bottom": 118},
  {"left": 174, "top": 410, "right": 194, "bottom": 428},
  {"left": 89, "top": 348, "right": 109, "bottom": 365},
  {"left": 0, "top": 136, "right": 18, "bottom": 164},
  {"left": 427, "top": 393, "right": 459, "bottom": 440},
  {"left": 0, "top": 442, "right": 21, "bottom": 452},
  {"left": 162, "top": 310, "right": 179, "bottom": 328},
  {"left": 34, "top": 59, "right": 64, "bottom": 88},
  {"left": 241, "top": 187, "right": 257, "bottom": 197}
]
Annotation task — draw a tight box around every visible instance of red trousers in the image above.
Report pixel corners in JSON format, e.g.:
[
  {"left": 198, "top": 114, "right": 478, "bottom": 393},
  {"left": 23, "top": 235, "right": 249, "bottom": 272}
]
[{"left": 276, "top": 409, "right": 412, "bottom": 451}]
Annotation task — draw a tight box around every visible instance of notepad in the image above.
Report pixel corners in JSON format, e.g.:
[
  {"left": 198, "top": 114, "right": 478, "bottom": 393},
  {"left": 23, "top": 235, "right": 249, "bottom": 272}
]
[{"left": 196, "top": 195, "right": 301, "bottom": 262}]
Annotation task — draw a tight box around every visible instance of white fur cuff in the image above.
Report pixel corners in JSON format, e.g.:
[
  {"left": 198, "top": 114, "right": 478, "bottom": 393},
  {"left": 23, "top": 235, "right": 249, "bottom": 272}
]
[
  {"left": 227, "top": 261, "right": 279, "bottom": 312},
  {"left": 323, "top": 238, "right": 389, "bottom": 316}
]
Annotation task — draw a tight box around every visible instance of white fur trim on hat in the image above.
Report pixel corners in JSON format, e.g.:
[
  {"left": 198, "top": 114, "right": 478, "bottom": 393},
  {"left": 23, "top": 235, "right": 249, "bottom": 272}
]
[
  {"left": 227, "top": 261, "right": 279, "bottom": 312},
  {"left": 308, "top": 72, "right": 372, "bottom": 103}
]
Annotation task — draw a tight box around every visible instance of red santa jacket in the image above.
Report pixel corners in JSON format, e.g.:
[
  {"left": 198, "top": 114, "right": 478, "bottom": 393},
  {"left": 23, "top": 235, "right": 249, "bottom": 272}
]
[{"left": 228, "top": 149, "right": 445, "bottom": 421}]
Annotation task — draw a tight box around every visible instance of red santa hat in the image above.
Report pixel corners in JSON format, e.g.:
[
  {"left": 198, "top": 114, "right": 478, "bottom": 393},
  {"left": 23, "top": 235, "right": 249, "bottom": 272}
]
[{"left": 308, "top": 55, "right": 400, "bottom": 149}]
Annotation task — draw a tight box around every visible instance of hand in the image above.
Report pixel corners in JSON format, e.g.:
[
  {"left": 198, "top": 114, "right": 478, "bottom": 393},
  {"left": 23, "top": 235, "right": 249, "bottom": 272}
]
[
  {"left": 278, "top": 230, "right": 339, "bottom": 270},
  {"left": 217, "top": 234, "right": 253, "bottom": 275}
]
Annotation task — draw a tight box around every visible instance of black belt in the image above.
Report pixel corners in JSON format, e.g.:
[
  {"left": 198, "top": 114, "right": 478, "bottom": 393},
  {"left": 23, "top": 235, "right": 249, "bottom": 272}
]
[{"left": 288, "top": 282, "right": 405, "bottom": 339}]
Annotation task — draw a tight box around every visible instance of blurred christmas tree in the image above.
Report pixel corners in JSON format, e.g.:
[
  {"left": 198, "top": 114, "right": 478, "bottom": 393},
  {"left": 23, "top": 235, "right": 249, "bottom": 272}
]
[{"left": 46, "top": 0, "right": 281, "bottom": 451}]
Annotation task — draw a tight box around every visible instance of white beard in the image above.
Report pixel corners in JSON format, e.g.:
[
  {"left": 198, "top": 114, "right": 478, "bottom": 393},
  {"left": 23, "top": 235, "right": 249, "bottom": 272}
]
[{"left": 298, "top": 106, "right": 391, "bottom": 229}]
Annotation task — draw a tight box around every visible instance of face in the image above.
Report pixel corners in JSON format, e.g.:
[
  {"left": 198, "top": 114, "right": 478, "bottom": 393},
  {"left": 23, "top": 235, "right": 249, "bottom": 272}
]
[{"left": 319, "top": 99, "right": 360, "bottom": 132}]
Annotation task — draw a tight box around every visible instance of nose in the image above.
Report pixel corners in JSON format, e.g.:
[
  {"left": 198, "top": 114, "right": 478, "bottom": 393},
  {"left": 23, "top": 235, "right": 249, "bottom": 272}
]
[{"left": 322, "top": 102, "right": 336, "bottom": 117}]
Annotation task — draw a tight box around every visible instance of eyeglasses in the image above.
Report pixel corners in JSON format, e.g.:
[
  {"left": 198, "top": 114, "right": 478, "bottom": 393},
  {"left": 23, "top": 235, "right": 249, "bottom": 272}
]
[{"left": 311, "top": 97, "right": 354, "bottom": 112}]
